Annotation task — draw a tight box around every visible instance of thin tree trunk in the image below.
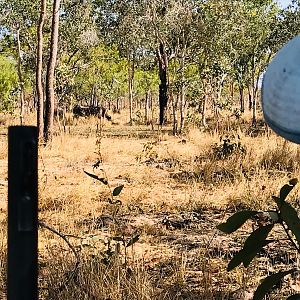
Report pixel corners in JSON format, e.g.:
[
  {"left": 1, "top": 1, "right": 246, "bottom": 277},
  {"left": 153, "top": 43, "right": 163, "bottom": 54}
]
[
  {"left": 252, "top": 77, "right": 259, "bottom": 126},
  {"left": 239, "top": 84, "right": 245, "bottom": 113},
  {"left": 179, "top": 88, "right": 187, "bottom": 134},
  {"left": 202, "top": 85, "right": 208, "bottom": 127},
  {"left": 16, "top": 27, "right": 24, "bottom": 125},
  {"left": 230, "top": 81, "right": 234, "bottom": 101},
  {"left": 157, "top": 42, "right": 168, "bottom": 125},
  {"left": 251, "top": 66, "right": 258, "bottom": 126},
  {"left": 145, "top": 90, "right": 150, "bottom": 125},
  {"left": 36, "top": 0, "right": 46, "bottom": 141},
  {"left": 128, "top": 54, "right": 134, "bottom": 125},
  {"left": 150, "top": 92, "right": 154, "bottom": 130},
  {"left": 44, "top": 0, "right": 61, "bottom": 144},
  {"left": 247, "top": 85, "right": 252, "bottom": 111},
  {"left": 171, "top": 92, "right": 178, "bottom": 135},
  {"left": 91, "top": 86, "right": 94, "bottom": 106},
  {"left": 179, "top": 43, "right": 187, "bottom": 134}
]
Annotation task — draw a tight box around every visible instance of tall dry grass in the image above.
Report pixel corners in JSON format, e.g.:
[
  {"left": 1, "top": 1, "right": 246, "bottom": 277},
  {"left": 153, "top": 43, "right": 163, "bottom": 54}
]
[{"left": 0, "top": 111, "right": 299, "bottom": 299}]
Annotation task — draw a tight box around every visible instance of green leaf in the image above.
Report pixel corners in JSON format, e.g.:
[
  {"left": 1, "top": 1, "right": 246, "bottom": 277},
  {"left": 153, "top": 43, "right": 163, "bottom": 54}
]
[
  {"left": 227, "top": 249, "right": 245, "bottom": 271},
  {"left": 244, "top": 224, "right": 274, "bottom": 249},
  {"left": 280, "top": 182, "right": 297, "bottom": 201},
  {"left": 243, "top": 240, "right": 273, "bottom": 267},
  {"left": 84, "top": 171, "right": 108, "bottom": 185},
  {"left": 113, "top": 185, "right": 124, "bottom": 196},
  {"left": 242, "top": 225, "right": 274, "bottom": 268},
  {"left": 126, "top": 234, "right": 140, "bottom": 247},
  {"left": 279, "top": 179, "right": 298, "bottom": 201},
  {"left": 253, "top": 269, "right": 295, "bottom": 300},
  {"left": 274, "top": 197, "right": 300, "bottom": 247},
  {"left": 227, "top": 225, "right": 273, "bottom": 271},
  {"left": 217, "top": 210, "right": 258, "bottom": 234},
  {"left": 287, "top": 294, "right": 300, "bottom": 300}
]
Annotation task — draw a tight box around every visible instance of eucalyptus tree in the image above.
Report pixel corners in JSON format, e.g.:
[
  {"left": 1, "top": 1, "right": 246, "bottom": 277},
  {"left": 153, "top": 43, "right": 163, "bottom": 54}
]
[
  {"left": 93, "top": 0, "right": 147, "bottom": 124},
  {"left": 44, "top": 0, "right": 61, "bottom": 144},
  {"left": 193, "top": 0, "right": 282, "bottom": 125},
  {"left": 73, "top": 44, "right": 127, "bottom": 109},
  {"left": 271, "top": 0, "right": 300, "bottom": 48},
  {"left": 143, "top": 0, "right": 198, "bottom": 129},
  {"left": 134, "top": 69, "right": 159, "bottom": 125},
  {"left": 0, "top": 55, "right": 18, "bottom": 111},
  {"left": 192, "top": 0, "right": 228, "bottom": 126},
  {"left": 36, "top": 0, "right": 46, "bottom": 140},
  {"left": 56, "top": 0, "right": 98, "bottom": 106},
  {"left": 242, "top": 1, "right": 278, "bottom": 124},
  {"left": 0, "top": 0, "right": 39, "bottom": 121}
]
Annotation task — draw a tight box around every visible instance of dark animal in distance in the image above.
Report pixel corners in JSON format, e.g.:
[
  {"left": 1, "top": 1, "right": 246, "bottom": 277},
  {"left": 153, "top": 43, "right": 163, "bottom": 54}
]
[{"left": 72, "top": 105, "right": 112, "bottom": 121}]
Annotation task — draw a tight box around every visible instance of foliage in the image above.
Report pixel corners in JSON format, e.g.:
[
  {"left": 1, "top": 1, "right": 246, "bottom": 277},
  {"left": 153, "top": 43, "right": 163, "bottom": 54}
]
[
  {"left": 2, "top": 0, "right": 300, "bottom": 128},
  {"left": 136, "top": 141, "right": 158, "bottom": 162},
  {"left": 0, "top": 55, "right": 18, "bottom": 111},
  {"left": 218, "top": 179, "right": 300, "bottom": 300},
  {"left": 212, "top": 134, "right": 246, "bottom": 159}
]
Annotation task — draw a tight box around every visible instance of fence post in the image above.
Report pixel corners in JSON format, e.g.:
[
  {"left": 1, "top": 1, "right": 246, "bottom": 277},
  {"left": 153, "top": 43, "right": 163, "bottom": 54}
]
[{"left": 7, "top": 126, "right": 38, "bottom": 300}]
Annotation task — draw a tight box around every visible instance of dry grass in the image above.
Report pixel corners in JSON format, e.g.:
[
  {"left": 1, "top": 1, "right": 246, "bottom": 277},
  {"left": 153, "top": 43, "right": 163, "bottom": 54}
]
[{"left": 0, "top": 112, "right": 299, "bottom": 299}]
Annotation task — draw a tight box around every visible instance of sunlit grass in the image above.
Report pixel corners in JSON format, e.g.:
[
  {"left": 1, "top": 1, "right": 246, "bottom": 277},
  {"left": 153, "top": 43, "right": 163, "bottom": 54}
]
[{"left": 0, "top": 111, "right": 299, "bottom": 299}]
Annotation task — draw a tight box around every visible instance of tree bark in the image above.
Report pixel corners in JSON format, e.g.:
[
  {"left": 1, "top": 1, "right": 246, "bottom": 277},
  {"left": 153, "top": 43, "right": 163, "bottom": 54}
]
[
  {"left": 179, "top": 44, "right": 187, "bottom": 134},
  {"left": 145, "top": 90, "right": 150, "bottom": 125},
  {"left": 238, "top": 85, "right": 245, "bottom": 113},
  {"left": 16, "top": 27, "right": 24, "bottom": 125},
  {"left": 36, "top": 0, "right": 46, "bottom": 141},
  {"left": 171, "top": 92, "right": 178, "bottom": 135},
  {"left": 179, "top": 88, "right": 187, "bottom": 134},
  {"left": 127, "top": 53, "right": 134, "bottom": 125},
  {"left": 248, "top": 89, "right": 252, "bottom": 111},
  {"left": 44, "top": 0, "right": 61, "bottom": 144},
  {"left": 157, "top": 42, "right": 168, "bottom": 125},
  {"left": 252, "top": 94, "right": 257, "bottom": 126},
  {"left": 202, "top": 85, "right": 208, "bottom": 127}
]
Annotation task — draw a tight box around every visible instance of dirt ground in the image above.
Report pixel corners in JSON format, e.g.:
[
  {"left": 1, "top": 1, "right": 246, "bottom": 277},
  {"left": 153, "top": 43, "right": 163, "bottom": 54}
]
[{"left": 0, "top": 114, "right": 300, "bottom": 299}]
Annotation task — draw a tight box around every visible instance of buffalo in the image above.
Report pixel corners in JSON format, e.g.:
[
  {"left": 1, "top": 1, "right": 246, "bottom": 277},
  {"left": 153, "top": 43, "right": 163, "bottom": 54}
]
[{"left": 72, "top": 105, "right": 111, "bottom": 121}]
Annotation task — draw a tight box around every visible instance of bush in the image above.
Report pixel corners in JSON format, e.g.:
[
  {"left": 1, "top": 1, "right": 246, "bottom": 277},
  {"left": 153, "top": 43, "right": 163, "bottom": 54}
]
[
  {"left": 218, "top": 179, "right": 300, "bottom": 300},
  {"left": 212, "top": 134, "right": 246, "bottom": 160}
]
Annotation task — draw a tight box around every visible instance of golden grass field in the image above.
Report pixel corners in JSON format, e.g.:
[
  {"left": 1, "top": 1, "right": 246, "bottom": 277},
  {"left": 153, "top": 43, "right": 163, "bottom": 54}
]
[{"left": 0, "top": 110, "right": 300, "bottom": 299}]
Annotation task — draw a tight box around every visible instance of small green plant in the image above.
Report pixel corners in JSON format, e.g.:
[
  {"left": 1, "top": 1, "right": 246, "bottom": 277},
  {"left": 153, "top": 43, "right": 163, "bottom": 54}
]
[
  {"left": 136, "top": 141, "right": 158, "bottom": 162},
  {"left": 217, "top": 178, "right": 300, "bottom": 300},
  {"left": 212, "top": 134, "right": 246, "bottom": 159}
]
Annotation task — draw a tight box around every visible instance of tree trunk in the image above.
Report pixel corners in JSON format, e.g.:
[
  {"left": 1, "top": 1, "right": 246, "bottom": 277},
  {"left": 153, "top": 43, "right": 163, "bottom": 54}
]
[
  {"left": 145, "top": 90, "right": 150, "bottom": 125},
  {"left": 247, "top": 85, "right": 252, "bottom": 111},
  {"left": 16, "top": 27, "right": 24, "bottom": 125},
  {"left": 44, "top": 0, "right": 61, "bottom": 144},
  {"left": 252, "top": 76, "right": 260, "bottom": 126},
  {"left": 252, "top": 94, "right": 257, "bottom": 126},
  {"left": 179, "top": 88, "right": 187, "bottom": 134},
  {"left": 157, "top": 43, "right": 168, "bottom": 125},
  {"left": 178, "top": 44, "right": 187, "bottom": 134},
  {"left": 171, "top": 92, "right": 178, "bottom": 135},
  {"left": 91, "top": 84, "right": 96, "bottom": 106},
  {"left": 238, "top": 84, "right": 245, "bottom": 113},
  {"left": 251, "top": 63, "right": 258, "bottom": 126},
  {"left": 230, "top": 81, "right": 234, "bottom": 101},
  {"left": 128, "top": 54, "right": 134, "bottom": 125},
  {"left": 36, "top": 0, "right": 46, "bottom": 141},
  {"left": 202, "top": 85, "right": 208, "bottom": 127}
]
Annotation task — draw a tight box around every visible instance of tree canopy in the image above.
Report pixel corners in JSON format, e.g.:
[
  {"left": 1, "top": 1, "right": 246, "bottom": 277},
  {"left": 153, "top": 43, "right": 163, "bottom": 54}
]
[{"left": 0, "top": 0, "right": 299, "bottom": 131}]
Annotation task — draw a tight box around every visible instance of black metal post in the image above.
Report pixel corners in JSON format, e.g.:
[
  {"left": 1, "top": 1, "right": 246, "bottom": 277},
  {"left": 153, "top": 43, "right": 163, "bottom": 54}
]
[{"left": 7, "top": 126, "right": 38, "bottom": 300}]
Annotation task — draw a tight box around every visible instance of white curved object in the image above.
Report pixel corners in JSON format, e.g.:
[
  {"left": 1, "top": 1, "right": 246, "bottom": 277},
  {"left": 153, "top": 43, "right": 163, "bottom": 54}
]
[{"left": 262, "top": 35, "right": 300, "bottom": 144}]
